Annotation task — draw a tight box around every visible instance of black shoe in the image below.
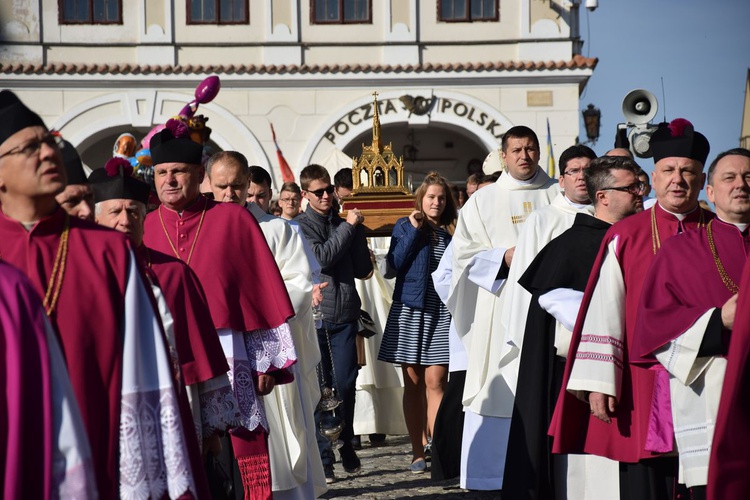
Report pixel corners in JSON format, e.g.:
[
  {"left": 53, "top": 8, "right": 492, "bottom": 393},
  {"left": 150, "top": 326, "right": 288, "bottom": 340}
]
[
  {"left": 368, "top": 433, "right": 386, "bottom": 445},
  {"left": 424, "top": 440, "right": 432, "bottom": 462},
  {"left": 351, "top": 435, "right": 362, "bottom": 450},
  {"left": 324, "top": 464, "right": 336, "bottom": 484},
  {"left": 340, "top": 446, "right": 362, "bottom": 474}
]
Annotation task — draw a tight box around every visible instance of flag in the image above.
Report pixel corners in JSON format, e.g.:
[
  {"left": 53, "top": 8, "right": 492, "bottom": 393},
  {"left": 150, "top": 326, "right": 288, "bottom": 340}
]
[
  {"left": 270, "top": 122, "right": 295, "bottom": 183},
  {"left": 546, "top": 118, "right": 556, "bottom": 177}
]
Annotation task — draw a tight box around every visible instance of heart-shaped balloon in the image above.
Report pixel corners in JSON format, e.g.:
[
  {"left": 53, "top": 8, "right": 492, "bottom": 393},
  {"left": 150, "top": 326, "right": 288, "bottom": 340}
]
[{"left": 194, "top": 75, "right": 221, "bottom": 105}]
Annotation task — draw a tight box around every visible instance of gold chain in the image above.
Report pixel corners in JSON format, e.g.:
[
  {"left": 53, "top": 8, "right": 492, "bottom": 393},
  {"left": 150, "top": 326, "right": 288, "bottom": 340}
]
[
  {"left": 706, "top": 220, "right": 739, "bottom": 294},
  {"left": 158, "top": 197, "right": 207, "bottom": 266},
  {"left": 651, "top": 206, "right": 706, "bottom": 255},
  {"left": 0, "top": 214, "right": 72, "bottom": 317},
  {"left": 43, "top": 214, "right": 70, "bottom": 317},
  {"left": 650, "top": 206, "right": 660, "bottom": 255}
]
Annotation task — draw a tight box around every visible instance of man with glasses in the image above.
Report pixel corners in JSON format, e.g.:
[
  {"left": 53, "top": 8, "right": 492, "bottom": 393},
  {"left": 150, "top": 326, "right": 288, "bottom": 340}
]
[
  {"left": 635, "top": 148, "right": 750, "bottom": 499},
  {"left": 0, "top": 90, "right": 203, "bottom": 498},
  {"left": 295, "top": 163, "right": 372, "bottom": 483},
  {"left": 550, "top": 119, "right": 714, "bottom": 499},
  {"left": 278, "top": 182, "right": 303, "bottom": 220},
  {"left": 505, "top": 155, "right": 643, "bottom": 500}
]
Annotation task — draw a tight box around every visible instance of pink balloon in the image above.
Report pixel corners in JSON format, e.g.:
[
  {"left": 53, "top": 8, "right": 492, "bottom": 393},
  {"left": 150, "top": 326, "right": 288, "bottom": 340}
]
[
  {"left": 194, "top": 76, "right": 221, "bottom": 105},
  {"left": 140, "top": 123, "right": 165, "bottom": 150},
  {"left": 178, "top": 103, "right": 196, "bottom": 119}
]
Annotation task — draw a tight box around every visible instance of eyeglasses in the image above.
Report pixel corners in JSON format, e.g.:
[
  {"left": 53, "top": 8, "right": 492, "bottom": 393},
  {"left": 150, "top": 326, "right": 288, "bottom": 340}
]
[
  {"left": 0, "top": 132, "right": 64, "bottom": 161},
  {"left": 279, "top": 197, "right": 300, "bottom": 204},
  {"left": 601, "top": 182, "right": 646, "bottom": 196},
  {"left": 563, "top": 167, "right": 586, "bottom": 177},
  {"left": 306, "top": 185, "right": 335, "bottom": 198}
]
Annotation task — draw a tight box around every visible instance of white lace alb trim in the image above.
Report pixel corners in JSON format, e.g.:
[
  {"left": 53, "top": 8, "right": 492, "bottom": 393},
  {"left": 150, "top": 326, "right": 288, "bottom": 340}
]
[
  {"left": 228, "top": 358, "right": 268, "bottom": 432},
  {"left": 119, "top": 389, "right": 196, "bottom": 500},
  {"left": 199, "top": 375, "right": 241, "bottom": 436},
  {"left": 245, "top": 323, "right": 298, "bottom": 373}
]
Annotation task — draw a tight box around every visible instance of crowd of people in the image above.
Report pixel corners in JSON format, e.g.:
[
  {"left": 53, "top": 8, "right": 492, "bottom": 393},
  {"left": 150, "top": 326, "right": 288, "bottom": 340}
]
[{"left": 2, "top": 86, "right": 750, "bottom": 500}]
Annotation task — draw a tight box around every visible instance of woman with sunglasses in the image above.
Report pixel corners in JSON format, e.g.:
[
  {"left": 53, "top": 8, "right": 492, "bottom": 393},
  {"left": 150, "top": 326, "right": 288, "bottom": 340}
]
[{"left": 378, "top": 172, "right": 458, "bottom": 474}]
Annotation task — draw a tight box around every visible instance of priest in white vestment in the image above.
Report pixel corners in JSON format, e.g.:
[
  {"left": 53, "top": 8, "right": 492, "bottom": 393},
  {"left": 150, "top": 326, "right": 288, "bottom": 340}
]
[
  {"left": 447, "top": 126, "right": 559, "bottom": 490},
  {"left": 501, "top": 145, "right": 597, "bottom": 394}
]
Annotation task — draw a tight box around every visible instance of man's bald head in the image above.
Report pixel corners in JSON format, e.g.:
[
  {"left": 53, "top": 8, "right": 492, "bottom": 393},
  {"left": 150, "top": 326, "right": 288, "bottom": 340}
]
[{"left": 207, "top": 151, "right": 249, "bottom": 205}]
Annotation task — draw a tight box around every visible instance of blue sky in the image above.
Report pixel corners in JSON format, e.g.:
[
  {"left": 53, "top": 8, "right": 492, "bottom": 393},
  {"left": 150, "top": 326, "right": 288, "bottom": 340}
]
[{"left": 577, "top": 0, "right": 750, "bottom": 179}]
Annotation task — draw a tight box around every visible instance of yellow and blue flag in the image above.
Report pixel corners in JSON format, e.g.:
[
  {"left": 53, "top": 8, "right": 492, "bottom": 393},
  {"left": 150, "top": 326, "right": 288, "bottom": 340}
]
[{"left": 546, "top": 118, "right": 556, "bottom": 177}]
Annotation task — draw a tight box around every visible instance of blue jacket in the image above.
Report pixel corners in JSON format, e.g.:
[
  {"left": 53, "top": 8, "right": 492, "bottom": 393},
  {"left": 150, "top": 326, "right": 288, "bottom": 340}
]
[{"left": 387, "top": 217, "right": 450, "bottom": 309}]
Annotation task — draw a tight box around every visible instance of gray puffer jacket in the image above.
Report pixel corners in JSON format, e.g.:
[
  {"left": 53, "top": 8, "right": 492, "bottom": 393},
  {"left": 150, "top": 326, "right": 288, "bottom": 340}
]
[{"left": 295, "top": 206, "right": 372, "bottom": 324}]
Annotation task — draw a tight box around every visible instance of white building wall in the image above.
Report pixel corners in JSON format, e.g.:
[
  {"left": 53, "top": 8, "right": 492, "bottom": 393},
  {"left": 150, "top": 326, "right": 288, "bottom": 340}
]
[{"left": 0, "top": 0, "right": 594, "bottom": 188}]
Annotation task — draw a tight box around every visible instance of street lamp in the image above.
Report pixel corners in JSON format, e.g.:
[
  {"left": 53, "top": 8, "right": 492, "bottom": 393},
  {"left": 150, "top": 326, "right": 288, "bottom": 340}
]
[{"left": 582, "top": 104, "right": 601, "bottom": 145}]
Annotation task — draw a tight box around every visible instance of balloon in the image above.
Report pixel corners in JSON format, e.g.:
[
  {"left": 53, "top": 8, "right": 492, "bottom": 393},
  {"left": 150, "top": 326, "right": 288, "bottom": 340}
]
[
  {"left": 194, "top": 76, "right": 221, "bottom": 105},
  {"left": 140, "top": 124, "right": 165, "bottom": 150},
  {"left": 178, "top": 103, "right": 196, "bottom": 119}
]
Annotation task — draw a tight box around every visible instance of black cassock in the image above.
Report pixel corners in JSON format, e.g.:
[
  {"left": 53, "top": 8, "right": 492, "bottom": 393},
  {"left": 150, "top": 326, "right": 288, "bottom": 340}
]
[{"left": 503, "top": 213, "right": 610, "bottom": 500}]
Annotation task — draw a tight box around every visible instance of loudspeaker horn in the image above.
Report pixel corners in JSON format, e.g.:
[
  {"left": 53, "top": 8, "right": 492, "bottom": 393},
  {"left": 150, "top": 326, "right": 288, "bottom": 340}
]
[{"left": 621, "top": 89, "right": 658, "bottom": 126}]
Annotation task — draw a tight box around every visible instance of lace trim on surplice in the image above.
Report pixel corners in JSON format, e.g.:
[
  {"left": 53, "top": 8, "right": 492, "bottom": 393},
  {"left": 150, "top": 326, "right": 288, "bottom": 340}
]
[
  {"left": 198, "top": 374, "right": 241, "bottom": 436},
  {"left": 227, "top": 357, "right": 268, "bottom": 432},
  {"left": 244, "top": 323, "right": 298, "bottom": 373},
  {"left": 119, "top": 388, "right": 196, "bottom": 500}
]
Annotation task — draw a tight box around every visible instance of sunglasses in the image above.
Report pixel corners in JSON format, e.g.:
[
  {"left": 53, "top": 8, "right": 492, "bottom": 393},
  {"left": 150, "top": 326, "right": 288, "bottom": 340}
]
[{"left": 307, "top": 185, "right": 335, "bottom": 198}]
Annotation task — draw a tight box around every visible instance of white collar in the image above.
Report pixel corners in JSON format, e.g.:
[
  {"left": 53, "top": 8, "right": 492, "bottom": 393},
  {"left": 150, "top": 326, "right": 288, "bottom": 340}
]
[
  {"left": 508, "top": 169, "right": 540, "bottom": 186},
  {"left": 564, "top": 195, "right": 590, "bottom": 210},
  {"left": 717, "top": 216, "right": 750, "bottom": 233},
  {"left": 657, "top": 202, "right": 699, "bottom": 222}
]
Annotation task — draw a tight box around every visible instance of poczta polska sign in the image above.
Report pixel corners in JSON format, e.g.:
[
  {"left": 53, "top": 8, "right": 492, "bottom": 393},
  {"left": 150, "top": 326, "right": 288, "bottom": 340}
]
[{"left": 323, "top": 95, "right": 505, "bottom": 145}]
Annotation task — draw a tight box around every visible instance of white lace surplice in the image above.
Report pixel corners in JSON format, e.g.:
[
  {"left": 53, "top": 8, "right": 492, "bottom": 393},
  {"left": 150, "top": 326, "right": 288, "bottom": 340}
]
[
  {"left": 119, "top": 252, "right": 196, "bottom": 500},
  {"left": 218, "top": 324, "right": 297, "bottom": 432},
  {"left": 150, "top": 279, "right": 239, "bottom": 448}
]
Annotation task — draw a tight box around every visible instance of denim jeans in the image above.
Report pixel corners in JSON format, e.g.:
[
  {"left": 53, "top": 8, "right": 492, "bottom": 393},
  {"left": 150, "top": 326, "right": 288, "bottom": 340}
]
[{"left": 315, "top": 320, "right": 359, "bottom": 465}]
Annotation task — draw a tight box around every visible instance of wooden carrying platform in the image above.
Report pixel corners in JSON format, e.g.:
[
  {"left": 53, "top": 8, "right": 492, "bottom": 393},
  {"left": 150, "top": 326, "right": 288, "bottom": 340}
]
[{"left": 341, "top": 195, "right": 414, "bottom": 237}]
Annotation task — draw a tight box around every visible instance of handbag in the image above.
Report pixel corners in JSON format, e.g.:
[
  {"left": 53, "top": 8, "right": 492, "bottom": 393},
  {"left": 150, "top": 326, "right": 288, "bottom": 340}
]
[{"left": 357, "top": 310, "right": 377, "bottom": 338}]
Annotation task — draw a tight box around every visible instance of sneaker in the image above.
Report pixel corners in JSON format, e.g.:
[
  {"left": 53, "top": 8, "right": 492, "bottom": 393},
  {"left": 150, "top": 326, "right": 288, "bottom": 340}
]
[
  {"left": 340, "top": 446, "right": 362, "bottom": 474},
  {"left": 410, "top": 458, "right": 427, "bottom": 474},
  {"left": 324, "top": 464, "right": 336, "bottom": 484}
]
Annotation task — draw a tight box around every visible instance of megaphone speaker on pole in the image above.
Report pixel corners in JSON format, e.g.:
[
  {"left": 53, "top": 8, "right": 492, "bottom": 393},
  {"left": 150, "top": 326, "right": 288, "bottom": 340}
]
[{"left": 622, "top": 89, "right": 658, "bottom": 126}]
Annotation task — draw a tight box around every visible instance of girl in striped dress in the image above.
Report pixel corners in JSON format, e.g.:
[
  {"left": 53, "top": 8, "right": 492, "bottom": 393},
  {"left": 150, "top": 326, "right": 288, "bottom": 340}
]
[{"left": 378, "top": 172, "right": 457, "bottom": 473}]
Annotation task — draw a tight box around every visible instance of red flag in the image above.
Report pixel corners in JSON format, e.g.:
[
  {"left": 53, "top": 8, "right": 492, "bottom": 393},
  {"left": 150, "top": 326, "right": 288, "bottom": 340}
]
[{"left": 270, "top": 123, "right": 295, "bottom": 183}]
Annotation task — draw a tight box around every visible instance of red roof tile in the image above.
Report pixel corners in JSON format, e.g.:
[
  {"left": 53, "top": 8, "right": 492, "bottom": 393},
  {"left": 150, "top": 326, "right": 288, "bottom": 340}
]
[{"left": 0, "top": 56, "right": 597, "bottom": 76}]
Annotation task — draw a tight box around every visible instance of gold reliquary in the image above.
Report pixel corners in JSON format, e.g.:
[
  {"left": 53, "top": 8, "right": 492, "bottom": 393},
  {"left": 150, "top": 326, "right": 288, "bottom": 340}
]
[{"left": 341, "top": 92, "right": 415, "bottom": 236}]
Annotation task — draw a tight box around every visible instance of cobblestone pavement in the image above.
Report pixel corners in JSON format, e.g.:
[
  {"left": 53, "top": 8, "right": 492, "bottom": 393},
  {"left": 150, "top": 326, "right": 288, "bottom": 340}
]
[{"left": 320, "top": 436, "right": 502, "bottom": 499}]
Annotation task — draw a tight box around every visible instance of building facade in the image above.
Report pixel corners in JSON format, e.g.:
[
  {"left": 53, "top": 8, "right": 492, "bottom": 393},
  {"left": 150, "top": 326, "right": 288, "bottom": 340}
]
[{"left": 0, "top": 0, "right": 596, "bottom": 188}]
